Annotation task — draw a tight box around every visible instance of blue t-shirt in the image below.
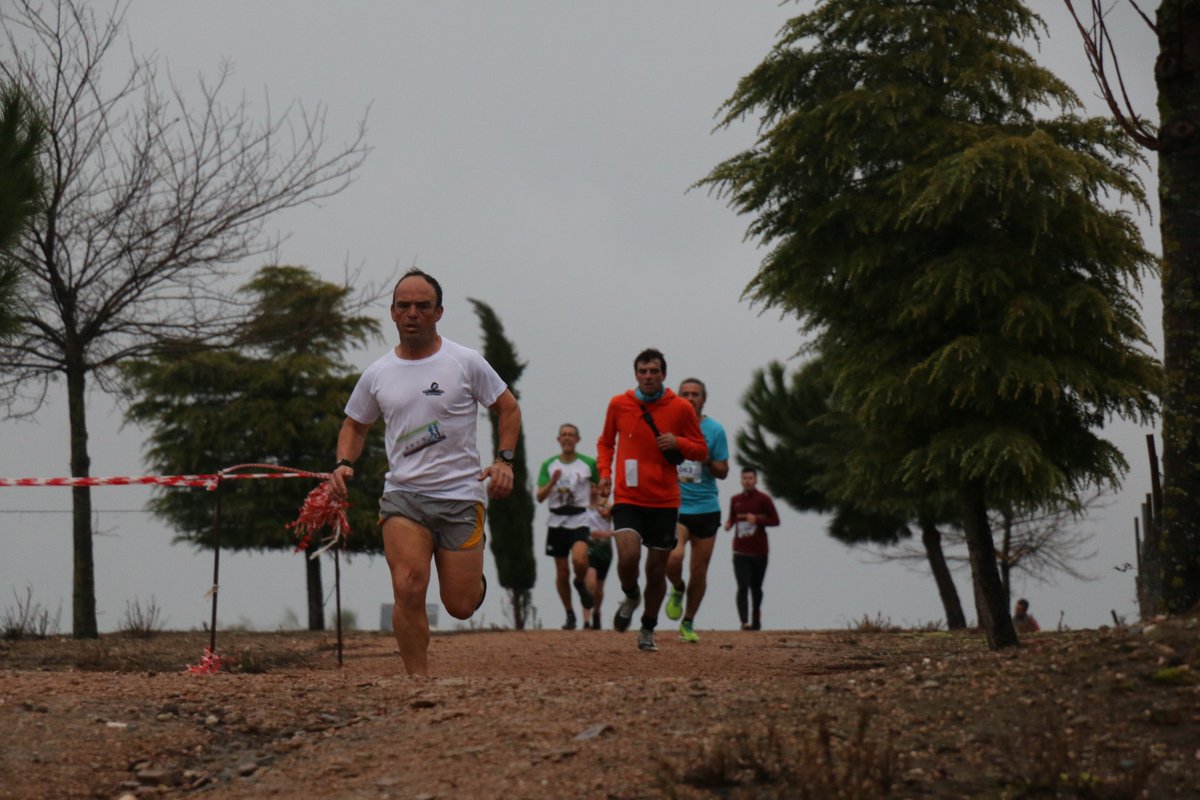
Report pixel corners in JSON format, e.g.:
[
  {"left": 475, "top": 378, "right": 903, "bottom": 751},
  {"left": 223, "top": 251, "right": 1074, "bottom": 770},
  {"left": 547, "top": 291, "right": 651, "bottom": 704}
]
[{"left": 678, "top": 416, "right": 728, "bottom": 514}]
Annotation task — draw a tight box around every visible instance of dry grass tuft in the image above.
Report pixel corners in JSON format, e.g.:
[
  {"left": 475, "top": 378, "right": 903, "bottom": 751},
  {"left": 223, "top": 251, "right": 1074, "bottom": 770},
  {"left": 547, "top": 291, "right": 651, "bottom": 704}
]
[
  {"left": 1000, "top": 709, "right": 1156, "bottom": 799},
  {"left": 0, "top": 585, "right": 61, "bottom": 640},
  {"left": 119, "top": 595, "right": 167, "bottom": 638},
  {"left": 655, "top": 709, "right": 902, "bottom": 799}
]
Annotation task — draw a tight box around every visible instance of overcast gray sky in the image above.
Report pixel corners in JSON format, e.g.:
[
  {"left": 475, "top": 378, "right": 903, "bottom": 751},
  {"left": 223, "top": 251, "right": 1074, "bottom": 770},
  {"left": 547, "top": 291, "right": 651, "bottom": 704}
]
[{"left": 0, "top": 2, "right": 1162, "bottom": 635}]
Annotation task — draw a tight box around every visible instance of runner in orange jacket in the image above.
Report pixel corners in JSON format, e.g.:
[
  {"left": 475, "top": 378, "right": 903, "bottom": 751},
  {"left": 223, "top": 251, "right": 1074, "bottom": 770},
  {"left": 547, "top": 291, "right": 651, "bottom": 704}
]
[{"left": 596, "top": 348, "right": 706, "bottom": 651}]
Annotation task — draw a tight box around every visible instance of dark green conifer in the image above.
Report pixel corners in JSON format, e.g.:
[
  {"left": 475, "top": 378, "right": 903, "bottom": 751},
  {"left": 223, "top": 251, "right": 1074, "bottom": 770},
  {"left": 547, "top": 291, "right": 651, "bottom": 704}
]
[
  {"left": 468, "top": 299, "right": 537, "bottom": 629},
  {"left": 702, "top": 0, "right": 1159, "bottom": 648},
  {"left": 124, "top": 266, "right": 385, "bottom": 630}
]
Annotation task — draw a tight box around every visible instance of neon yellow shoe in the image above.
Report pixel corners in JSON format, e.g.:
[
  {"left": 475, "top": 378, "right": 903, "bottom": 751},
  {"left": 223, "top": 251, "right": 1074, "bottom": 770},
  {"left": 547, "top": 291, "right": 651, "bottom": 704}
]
[
  {"left": 679, "top": 620, "right": 700, "bottom": 643},
  {"left": 665, "top": 583, "right": 684, "bottom": 621}
]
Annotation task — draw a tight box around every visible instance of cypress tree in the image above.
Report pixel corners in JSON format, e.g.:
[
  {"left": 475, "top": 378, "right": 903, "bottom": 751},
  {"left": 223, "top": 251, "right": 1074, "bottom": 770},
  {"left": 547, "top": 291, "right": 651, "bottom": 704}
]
[
  {"left": 0, "top": 86, "right": 42, "bottom": 342},
  {"left": 468, "top": 299, "right": 537, "bottom": 629}
]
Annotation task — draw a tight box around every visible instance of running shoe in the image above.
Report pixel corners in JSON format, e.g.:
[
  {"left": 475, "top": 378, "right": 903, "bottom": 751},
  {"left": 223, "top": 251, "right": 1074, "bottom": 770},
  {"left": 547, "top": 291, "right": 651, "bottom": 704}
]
[
  {"left": 562, "top": 610, "right": 577, "bottom": 630},
  {"left": 613, "top": 586, "right": 641, "bottom": 632},
  {"left": 665, "top": 583, "right": 684, "bottom": 621},
  {"left": 637, "top": 628, "right": 658, "bottom": 652},
  {"left": 574, "top": 578, "right": 594, "bottom": 610},
  {"left": 679, "top": 620, "right": 700, "bottom": 643}
]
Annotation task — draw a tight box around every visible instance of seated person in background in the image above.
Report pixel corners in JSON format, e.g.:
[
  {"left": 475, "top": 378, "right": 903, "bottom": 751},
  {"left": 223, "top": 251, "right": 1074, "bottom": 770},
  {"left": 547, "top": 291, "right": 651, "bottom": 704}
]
[{"left": 1012, "top": 598, "right": 1041, "bottom": 633}]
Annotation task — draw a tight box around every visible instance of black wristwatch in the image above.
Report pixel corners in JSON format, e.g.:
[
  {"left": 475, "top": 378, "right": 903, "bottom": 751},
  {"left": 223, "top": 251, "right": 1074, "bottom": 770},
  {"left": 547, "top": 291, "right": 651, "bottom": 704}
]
[
  {"left": 333, "top": 458, "right": 355, "bottom": 470},
  {"left": 496, "top": 449, "right": 515, "bottom": 464}
]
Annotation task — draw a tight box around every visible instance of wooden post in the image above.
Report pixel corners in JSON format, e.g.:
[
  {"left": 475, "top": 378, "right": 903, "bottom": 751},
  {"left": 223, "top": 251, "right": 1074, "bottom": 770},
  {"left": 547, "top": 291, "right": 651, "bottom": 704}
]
[{"left": 1147, "top": 434, "right": 1163, "bottom": 525}]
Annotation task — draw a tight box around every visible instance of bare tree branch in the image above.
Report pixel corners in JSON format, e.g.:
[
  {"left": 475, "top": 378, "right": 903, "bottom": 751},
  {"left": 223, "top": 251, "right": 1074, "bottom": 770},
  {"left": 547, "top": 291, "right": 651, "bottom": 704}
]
[
  {"left": 864, "top": 491, "right": 1110, "bottom": 588},
  {"left": 0, "top": 0, "right": 373, "bottom": 413},
  {"left": 1061, "top": 0, "right": 1159, "bottom": 149},
  {"left": 0, "top": 0, "right": 372, "bottom": 636}
]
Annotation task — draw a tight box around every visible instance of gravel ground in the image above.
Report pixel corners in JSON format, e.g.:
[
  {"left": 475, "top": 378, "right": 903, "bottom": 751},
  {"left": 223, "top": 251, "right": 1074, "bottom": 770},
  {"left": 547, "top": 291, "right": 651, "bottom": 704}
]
[{"left": 1, "top": 619, "right": 1197, "bottom": 799}]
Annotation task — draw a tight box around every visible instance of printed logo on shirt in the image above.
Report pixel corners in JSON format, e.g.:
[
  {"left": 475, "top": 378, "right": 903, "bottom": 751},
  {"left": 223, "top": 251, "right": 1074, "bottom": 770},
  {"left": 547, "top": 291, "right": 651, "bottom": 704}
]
[
  {"left": 422, "top": 382, "right": 444, "bottom": 396},
  {"left": 400, "top": 421, "right": 447, "bottom": 456}
]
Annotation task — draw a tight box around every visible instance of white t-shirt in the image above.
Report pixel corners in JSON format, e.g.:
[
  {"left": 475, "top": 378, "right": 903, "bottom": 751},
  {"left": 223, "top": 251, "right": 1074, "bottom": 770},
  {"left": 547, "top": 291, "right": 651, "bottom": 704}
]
[
  {"left": 538, "top": 453, "right": 598, "bottom": 528},
  {"left": 344, "top": 338, "right": 507, "bottom": 501}
]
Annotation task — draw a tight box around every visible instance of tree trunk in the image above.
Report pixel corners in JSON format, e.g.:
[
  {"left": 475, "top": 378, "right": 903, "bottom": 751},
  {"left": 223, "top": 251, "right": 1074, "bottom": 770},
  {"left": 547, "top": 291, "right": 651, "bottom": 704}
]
[
  {"left": 65, "top": 359, "right": 98, "bottom": 638},
  {"left": 920, "top": 522, "right": 966, "bottom": 630},
  {"left": 999, "top": 508, "right": 1013, "bottom": 604},
  {"left": 1156, "top": 0, "right": 1200, "bottom": 616},
  {"left": 958, "top": 481, "right": 1018, "bottom": 649},
  {"left": 305, "top": 554, "right": 325, "bottom": 631}
]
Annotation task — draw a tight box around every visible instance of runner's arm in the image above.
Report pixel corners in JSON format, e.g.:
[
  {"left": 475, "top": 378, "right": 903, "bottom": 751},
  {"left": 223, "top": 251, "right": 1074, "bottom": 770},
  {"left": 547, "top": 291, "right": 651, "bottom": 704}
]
[
  {"left": 479, "top": 390, "right": 521, "bottom": 498},
  {"left": 331, "top": 416, "right": 372, "bottom": 499}
]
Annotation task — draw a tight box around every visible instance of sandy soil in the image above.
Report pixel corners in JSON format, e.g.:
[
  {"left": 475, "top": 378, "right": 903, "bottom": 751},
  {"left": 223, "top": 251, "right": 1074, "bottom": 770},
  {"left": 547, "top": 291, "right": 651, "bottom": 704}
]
[{"left": 1, "top": 620, "right": 1197, "bottom": 799}]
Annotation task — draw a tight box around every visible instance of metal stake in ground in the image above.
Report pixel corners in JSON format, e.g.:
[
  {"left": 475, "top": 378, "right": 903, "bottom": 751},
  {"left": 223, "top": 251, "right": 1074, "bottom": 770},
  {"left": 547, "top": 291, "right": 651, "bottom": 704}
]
[
  {"left": 208, "top": 480, "right": 224, "bottom": 658},
  {"left": 335, "top": 547, "right": 344, "bottom": 667}
]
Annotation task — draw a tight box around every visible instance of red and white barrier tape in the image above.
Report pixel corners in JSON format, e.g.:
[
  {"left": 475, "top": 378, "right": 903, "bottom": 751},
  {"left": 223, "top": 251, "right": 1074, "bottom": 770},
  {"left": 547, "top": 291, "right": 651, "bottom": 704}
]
[{"left": 0, "top": 463, "right": 329, "bottom": 490}]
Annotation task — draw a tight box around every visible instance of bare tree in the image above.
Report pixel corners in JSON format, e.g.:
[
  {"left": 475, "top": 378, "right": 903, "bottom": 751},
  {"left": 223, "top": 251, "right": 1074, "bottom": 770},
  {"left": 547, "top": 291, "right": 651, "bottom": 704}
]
[
  {"left": 0, "top": 0, "right": 370, "bottom": 637},
  {"left": 869, "top": 492, "right": 1108, "bottom": 616},
  {"left": 1061, "top": 0, "right": 1200, "bottom": 616}
]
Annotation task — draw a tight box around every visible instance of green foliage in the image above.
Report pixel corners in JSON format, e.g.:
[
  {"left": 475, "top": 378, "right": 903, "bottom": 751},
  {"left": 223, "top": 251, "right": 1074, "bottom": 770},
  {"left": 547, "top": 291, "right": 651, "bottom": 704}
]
[
  {"left": 0, "top": 85, "right": 43, "bottom": 342},
  {"left": 702, "top": 0, "right": 1159, "bottom": 510},
  {"left": 739, "top": 359, "right": 918, "bottom": 546},
  {"left": 468, "top": 298, "right": 536, "bottom": 615},
  {"left": 703, "top": 0, "right": 1160, "bottom": 649},
  {"left": 123, "top": 266, "right": 385, "bottom": 555}
]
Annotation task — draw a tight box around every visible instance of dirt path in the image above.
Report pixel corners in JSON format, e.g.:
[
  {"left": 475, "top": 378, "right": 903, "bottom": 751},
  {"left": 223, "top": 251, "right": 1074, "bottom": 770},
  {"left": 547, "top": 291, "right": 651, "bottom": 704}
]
[{"left": 1, "top": 624, "right": 1197, "bottom": 798}]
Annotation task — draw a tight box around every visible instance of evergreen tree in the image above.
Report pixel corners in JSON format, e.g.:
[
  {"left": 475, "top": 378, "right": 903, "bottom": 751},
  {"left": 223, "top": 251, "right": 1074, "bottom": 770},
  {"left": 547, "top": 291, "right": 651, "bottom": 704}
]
[
  {"left": 701, "top": 0, "right": 1160, "bottom": 648},
  {"left": 0, "top": 86, "right": 42, "bottom": 342},
  {"left": 739, "top": 360, "right": 967, "bottom": 629},
  {"left": 124, "top": 266, "right": 385, "bottom": 630},
  {"left": 468, "top": 299, "right": 536, "bottom": 629}
]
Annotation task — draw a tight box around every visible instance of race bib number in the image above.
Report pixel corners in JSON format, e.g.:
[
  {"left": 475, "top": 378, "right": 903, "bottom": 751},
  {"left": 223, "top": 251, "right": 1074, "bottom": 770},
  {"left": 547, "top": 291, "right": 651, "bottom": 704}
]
[
  {"left": 677, "top": 460, "right": 702, "bottom": 484},
  {"left": 736, "top": 520, "right": 755, "bottom": 538}
]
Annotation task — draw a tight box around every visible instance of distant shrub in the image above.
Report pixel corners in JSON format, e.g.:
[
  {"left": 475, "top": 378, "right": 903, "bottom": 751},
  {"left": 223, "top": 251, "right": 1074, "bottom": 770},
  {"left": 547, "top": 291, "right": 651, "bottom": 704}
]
[
  {"left": 329, "top": 608, "right": 357, "bottom": 631},
  {"left": 119, "top": 596, "right": 166, "bottom": 638},
  {"left": 277, "top": 608, "right": 302, "bottom": 631},
  {"left": 1, "top": 586, "right": 61, "bottom": 640},
  {"left": 849, "top": 612, "right": 901, "bottom": 633}
]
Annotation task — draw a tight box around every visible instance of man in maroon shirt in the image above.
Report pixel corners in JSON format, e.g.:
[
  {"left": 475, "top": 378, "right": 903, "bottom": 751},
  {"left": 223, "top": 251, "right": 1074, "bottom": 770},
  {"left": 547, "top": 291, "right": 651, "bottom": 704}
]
[{"left": 723, "top": 467, "right": 780, "bottom": 630}]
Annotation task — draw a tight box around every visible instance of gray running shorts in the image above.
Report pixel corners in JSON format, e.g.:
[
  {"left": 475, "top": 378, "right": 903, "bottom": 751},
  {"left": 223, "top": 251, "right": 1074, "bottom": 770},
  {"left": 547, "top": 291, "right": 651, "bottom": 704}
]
[{"left": 379, "top": 490, "right": 486, "bottom": 551}]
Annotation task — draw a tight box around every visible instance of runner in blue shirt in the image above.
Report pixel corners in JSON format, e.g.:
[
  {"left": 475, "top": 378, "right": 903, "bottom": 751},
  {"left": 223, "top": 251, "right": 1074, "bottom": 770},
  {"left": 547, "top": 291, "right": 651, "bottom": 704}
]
[{"left": 664, "top": 378, "right": 729, "bottom": 643}]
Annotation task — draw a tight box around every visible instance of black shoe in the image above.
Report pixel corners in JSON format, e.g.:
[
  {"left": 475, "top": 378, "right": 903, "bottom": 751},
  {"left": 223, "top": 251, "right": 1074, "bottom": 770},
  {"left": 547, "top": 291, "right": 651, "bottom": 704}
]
[
  {"left": 574, "top": 578, "right": 594, "bottom": 610},
  {"left": 613, "top": 586, "right": 641, "bottom": 632},
  {"left": 562, "top": 611, "right": 577, "bottom": 630}
]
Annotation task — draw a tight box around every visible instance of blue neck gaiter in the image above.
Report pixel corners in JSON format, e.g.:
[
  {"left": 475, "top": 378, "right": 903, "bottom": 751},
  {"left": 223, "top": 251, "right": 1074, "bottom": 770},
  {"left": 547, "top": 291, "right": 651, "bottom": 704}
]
[{"left": 635, "top": 387, "right": 665, "bottom": 403}]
